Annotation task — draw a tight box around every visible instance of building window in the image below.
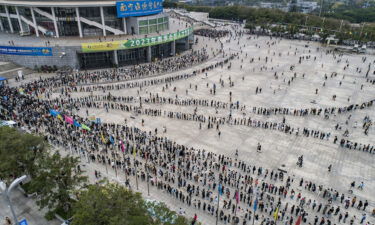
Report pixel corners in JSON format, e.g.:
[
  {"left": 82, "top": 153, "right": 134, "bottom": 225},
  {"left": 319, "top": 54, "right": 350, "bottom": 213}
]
[
  {"left": 139, "top": 20, "right": 148, "bottom": 26},
  {"left": 149, "top": 25, "right": 157, "bottom": 33},
  {"left": 139, "top": 26, "right": 148, "bottom": 34},
  {"left": 149, "top": 19, "right": 157, "bottom": 25}
]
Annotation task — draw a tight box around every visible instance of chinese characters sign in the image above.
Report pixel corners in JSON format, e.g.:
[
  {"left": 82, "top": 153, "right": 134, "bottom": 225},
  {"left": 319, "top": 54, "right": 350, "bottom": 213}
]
[
  {"left": 0, "top": 46, "right": 52, "bottom": 56},
  {"left": 81, "top": 27, "right": 193, "bottom": 53},
  {"left": 116, "top": 0, "right": 163, "bottom": 18}
]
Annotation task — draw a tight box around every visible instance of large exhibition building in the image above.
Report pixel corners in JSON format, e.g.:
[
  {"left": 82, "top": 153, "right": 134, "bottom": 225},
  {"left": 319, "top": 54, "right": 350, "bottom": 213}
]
[{"left": 0, "top": 0, "right": 194, "bottom": 69}]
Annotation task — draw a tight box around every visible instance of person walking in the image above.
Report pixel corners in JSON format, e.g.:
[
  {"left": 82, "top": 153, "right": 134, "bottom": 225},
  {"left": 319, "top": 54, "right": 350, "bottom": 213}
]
[{"left": 4, "top": 217, "right": 12, "bottom": 225}]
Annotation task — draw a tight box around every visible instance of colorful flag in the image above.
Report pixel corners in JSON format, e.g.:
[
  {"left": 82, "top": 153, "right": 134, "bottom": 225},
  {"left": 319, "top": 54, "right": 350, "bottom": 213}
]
[
  {"left": 101, "top": 132, "right": 106, "bottom": 144},
  {"left": 218, "top": 183, "right": 223, "bottom": 195},
  {"left": 81, "top": 124, "right": 91, "bottom": 131},
  {"left": 64, "top": 115, "right": 73, "bottom": 124},
  {"left": 235, "top": 190, "right": 239, "bottom": 204},
  {"left": 253, "top": 198, "right": 258, "bottom": 211},
  {"left": 273, "top": 207, "right": 279, "bottom": 221},
  {"left": 295, "top": 215, "right": 302, "bottom": 225},
  {"left": 57, "top": 114, "right": 63, "bottom": 121},
  {"left": 73, "top": 120, "right": 81, "bottom": 127},
  {"left": 120, "top": 141, "right": 125, "bottom": 153},
  {"left": 49, "top": 109, "right": 58, "bottom": 117}
]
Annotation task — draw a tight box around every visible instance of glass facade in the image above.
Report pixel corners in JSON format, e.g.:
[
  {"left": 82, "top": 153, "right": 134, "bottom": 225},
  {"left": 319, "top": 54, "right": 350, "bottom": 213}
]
[
  {"left": 0, "top": 5, "right": 169, "bottom": 37},
  {"left": 55, "top": 7, "right": 79, "bottom": 36},
  {"left": 117, "top": 47, "right": 147, "bottom": 66},
  {"left": 79, "top": 51, "right": 113, "bottom": 70},
  {"left": 138, "top": 16, "right": 168, "bottom": 35}
]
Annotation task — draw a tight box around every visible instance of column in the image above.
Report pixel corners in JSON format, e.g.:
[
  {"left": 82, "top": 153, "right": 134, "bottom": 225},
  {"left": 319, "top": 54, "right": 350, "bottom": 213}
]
[
  {"left": 5, "top": 6, "right": 14, "bottom": 33},
  {"left": 51, "top": 7, "right": 59, "bottom": 38},
  {"left": 185, "top": 37, "right": 189, "bottom": 50},
  {"left": 171, "top": 40, "right": 176, "bottom": 56},
  {"left": 122, "top": 17, "right": 127, "bottom": 34},
  {"left": 30, "top": 7, "right": 39, "bottom": 37},
  {"left": 100, "top": 6, "right": 106, "bottom": 36},
  {"left": 75, "top": 7, "right": 83, "bottom": 38},
  {"left": 15, "top": 7, "right": 23, "bottom": 33},
  {"left": 113, "top": 50, "right": 118, "bottom": 66},
  {"left": 147, "top": 46, "right": 151, "bottom": 62},
  {"left": 0, "top": 19, "right": 4, "bottom": 31}
]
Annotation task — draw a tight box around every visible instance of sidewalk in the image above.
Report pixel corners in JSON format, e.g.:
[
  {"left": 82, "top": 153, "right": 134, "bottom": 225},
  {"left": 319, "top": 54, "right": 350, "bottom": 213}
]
[{"left": 0, "top": 188, "right": 61, "bottom": 225}]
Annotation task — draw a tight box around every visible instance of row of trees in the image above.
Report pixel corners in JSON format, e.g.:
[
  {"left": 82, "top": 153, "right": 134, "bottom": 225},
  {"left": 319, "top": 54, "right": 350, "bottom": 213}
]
[
  {"left": 0, "top": 126, "right": 86, "bottom": 219},
  {"left": 164, "top": 1, "right": 375, "bottom": 42},
  {"left": 0, "top": 127, "right": 193, "bottom": 225}
]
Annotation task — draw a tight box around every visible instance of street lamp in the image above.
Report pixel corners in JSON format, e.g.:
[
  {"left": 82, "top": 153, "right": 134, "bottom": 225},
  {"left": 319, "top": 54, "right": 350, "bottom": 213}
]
[{"left": 0, "top": 175, "right": 28, "bottom": 225}]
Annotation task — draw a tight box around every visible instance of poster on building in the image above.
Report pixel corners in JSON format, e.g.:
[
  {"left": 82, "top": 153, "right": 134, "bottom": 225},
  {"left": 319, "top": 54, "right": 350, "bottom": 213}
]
[
  {"left": 116, "top": 0, "right": 163, "bottom": 18},
  {"left": 81, "top": 27, "right": 193, "bottom": 53},
  {"left": 0, "top": 46, "right": 52, "bottom": 56}
]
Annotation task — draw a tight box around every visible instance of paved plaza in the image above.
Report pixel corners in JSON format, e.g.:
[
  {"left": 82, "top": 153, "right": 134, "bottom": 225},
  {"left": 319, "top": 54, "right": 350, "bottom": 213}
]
[{"left": 3, "top": 23, "right": 375, "bottom": 225}]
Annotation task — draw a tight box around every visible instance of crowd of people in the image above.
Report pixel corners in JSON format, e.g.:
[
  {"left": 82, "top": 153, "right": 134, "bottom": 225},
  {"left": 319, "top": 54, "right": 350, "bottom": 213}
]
[
  {"left": 1, "top": 82, "right": 374, "bottom": 225},
  {"left": 195, "top": 29, "right": 230, "bottom": 39},
  {"left": 67, "top": 49, "right": 210, "bottom": 85},
  {"left": 1, "top": 23, "right": 374, "bottom": 225}
]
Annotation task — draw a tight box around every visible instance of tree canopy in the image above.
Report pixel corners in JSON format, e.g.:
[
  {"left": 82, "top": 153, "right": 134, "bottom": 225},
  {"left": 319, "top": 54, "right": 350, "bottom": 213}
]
[
  {"left": 164, "top": 1, "right": 375, "bottom": 42},
  {"left": 0, "top": 126, "right": 48, "bottom": 183},
  {"left": 72, "top": 183, "right": 191, "bottom": 225},
  {"left": 0, "top": 127, "right": 87, "bottom": 219}
]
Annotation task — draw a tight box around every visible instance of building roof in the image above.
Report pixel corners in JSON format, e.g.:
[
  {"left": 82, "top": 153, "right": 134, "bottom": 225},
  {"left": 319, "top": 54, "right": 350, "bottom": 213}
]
[{"left": 0, "top": 0, "right": 117, "bottom": 7}]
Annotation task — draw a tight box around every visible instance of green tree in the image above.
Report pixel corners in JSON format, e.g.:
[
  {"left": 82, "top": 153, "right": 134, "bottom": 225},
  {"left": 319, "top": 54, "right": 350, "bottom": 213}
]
[
  {"left": 72, "top": 183, "right": 191, "bottom": 225},
  {"left": 72, "top": 183, "right": 152, "bottom": 225},
  {"left": 145, "top": 201, "right": 190, "bottom": 225},
  {"left": 29, "top": 152, "right": 87, "bottom": 219},
  {"left": 0, "top": 126, "right": 48, "bottom": 183}
]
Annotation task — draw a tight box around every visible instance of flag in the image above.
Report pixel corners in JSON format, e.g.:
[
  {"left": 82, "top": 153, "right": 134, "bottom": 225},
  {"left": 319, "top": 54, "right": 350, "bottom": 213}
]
[
  {"left": 273, "top": 207, "right": 279, "bottom": 221},
  {"left": 73, "top": 120, "right": 81, "bottom": 127},
  {"left": 81, "top": 124, "right": 91, "bottom": 131},
  {"left": 49, "top": 109, "right": 58, "bottom": 117},
  {"left": 133, "top": 145, "right": 136, "bottom": 157},
  {"left": 253, "top": 198, "right": 258, "bottom": 212},
  {"left": 57, "top": 114, "right": 63, "bottom": 121},
  {"left": 120, "top": 141, "right": 125, "bottom": 153},
  {"left": 218, "top": 183, "right": 223, "bottom": 196},
  {"left": 101, "top": 132, "right": 106, "bottom": 144},
  {"left": 64, "top": 115, "right": 73, "bottom": 124},
  {"left": 235, "top": 190, "right": 239, "bottom": 204},
  {"left": 295, "top": 215, "right": 302, "bottom": 225}
]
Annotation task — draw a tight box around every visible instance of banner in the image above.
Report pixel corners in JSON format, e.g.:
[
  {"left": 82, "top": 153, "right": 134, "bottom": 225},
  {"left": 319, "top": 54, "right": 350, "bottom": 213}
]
[
  {"left": 0, "top": 46, "right": 52, "bottom": 56},
  {"left": 116, "top": 0, "right": 163, "bottom": 18},
  {"left": 82, "top": 27, "right": 193, "bottom": 53},
  {"left": 64, "top": 115, "right": 74, "bottom": 125},
  {"left": 81, "top": 124, "right": 91, "bottom": 131}
]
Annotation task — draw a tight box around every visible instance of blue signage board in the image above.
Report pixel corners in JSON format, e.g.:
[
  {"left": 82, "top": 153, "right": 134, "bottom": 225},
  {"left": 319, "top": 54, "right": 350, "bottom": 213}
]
[
  {"left": 0, "top": 46, "right": 52, "bottom": 56},
  {"left": 19, "top": 219, "right": 28, "bottom": 225},
  {"left": 116, "top": 0, "right": 163, "bottom": 18}
]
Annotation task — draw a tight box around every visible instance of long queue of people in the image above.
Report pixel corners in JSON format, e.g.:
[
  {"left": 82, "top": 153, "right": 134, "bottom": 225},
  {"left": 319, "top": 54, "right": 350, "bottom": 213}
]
[
  {"left": 63, "top": 92, "right": 374, "bottom": 120},
  {"left": 1, "top": 83, "right": 374, "bottom": 225},
  {"left": 21, "top": 53, "right": 237, "bottom": 99},
  {"left": 194, "top": 29, "right": 230, "bottom": 39},
  {"left": 67, "top": 49, "right": 210, "bottom": 85}
]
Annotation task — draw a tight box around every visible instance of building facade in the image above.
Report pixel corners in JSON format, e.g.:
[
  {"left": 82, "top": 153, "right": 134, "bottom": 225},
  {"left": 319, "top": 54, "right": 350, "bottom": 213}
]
[{"left": 0, "top": 0, "right": 194, "bottom": 69}]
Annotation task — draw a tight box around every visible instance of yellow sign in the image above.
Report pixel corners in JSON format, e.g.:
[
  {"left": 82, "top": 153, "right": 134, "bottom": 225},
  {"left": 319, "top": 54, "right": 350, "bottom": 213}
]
[
  {"left": 81, "top": 41, "right": 123, "bottom": 52},
  {"left": 81, "top": 27, "right": 193, "bottom": 53}
]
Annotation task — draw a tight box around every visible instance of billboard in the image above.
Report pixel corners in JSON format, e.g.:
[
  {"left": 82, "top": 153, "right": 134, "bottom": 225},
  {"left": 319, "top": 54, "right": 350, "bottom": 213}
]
[
  {"left": 116, "top": 0, "right": 163, "bottom": 18},
  {"left": 82, "top": 26, "right": 193, "bottom": 53},
  {"left": 0, "top": 46, "right": 52, "bottom": 56}
]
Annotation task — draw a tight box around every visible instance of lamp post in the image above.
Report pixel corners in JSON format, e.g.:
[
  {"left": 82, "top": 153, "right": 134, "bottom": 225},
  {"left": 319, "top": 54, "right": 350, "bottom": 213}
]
[{"left": 0, "top": 175, "right": 28, "bottom": 225}]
